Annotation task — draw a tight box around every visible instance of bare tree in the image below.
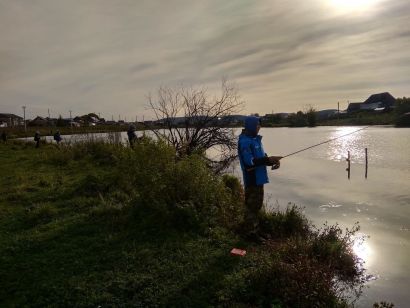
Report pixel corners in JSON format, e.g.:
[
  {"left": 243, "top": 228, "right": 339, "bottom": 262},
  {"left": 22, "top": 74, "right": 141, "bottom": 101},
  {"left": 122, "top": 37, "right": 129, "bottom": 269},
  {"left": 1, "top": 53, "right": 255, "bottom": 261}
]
[
  {"left": 304, "top": 104, "right": 317, "bottom": 127},
  {"left": 147, "top": 79, "right": 244, "bottom": 173}
]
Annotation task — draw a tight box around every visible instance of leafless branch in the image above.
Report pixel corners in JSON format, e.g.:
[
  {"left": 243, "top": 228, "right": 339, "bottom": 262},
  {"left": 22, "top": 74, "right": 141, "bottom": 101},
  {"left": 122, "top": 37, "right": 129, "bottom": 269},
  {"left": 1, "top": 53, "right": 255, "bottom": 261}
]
[{"left": 147, "top": 80, "right": 244, "bottom": 172}]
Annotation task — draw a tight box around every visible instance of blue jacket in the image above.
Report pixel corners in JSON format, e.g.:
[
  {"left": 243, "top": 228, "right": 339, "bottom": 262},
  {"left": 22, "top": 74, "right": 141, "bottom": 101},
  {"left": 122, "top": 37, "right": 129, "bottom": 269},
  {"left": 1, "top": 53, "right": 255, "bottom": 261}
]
[{"left": 238, "top": 116, "right": 269, "bottom": 187}]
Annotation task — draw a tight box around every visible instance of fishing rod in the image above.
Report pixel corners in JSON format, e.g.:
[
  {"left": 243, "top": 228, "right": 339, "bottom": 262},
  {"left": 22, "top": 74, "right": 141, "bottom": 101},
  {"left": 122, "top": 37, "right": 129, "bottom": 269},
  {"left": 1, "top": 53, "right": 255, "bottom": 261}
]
[{"left": 280, "top": 126, "right": 370, "bottom": 159}]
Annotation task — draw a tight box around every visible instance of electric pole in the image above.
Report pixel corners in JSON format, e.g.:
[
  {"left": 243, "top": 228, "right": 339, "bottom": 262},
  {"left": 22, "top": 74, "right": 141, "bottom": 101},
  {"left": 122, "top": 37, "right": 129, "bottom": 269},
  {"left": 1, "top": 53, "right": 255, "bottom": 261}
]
[
  {"left": 69, "top": 110, "right": 72, "bottom": 130},
  {"left": 338, "top": 102, "right": 340, "bottom": 120},
  {"left": 22, "top": 106, "right": 27, "bottom": 133}
]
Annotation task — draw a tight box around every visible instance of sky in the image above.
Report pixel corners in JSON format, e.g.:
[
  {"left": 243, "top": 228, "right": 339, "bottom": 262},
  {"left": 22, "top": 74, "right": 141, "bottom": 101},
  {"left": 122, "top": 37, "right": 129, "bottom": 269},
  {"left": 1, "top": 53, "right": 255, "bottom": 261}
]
[{"left": 1, "top": 0, "right": 409, "bottom": 120}]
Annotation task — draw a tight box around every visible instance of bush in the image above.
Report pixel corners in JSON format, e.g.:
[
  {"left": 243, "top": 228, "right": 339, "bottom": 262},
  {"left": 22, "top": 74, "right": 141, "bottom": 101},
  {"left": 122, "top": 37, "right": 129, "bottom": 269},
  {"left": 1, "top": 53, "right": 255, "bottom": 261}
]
[
  {"left": 72, "top": 138, "right": 241, "bottom": 232},
  {"left": 259, "top": 205, "right": 310, "bottom": 238},
  {"left": 218, "top": 216, "right": 364, "bottom": 307},
  {"left": 310, "top": 223, "right": 364, "bottom": 282},
  {"left": 45, "top": 140, "right": 124, "bottom": 166},
  {"left": 219, "top": 249, "right": 349, "bottom": 307}
]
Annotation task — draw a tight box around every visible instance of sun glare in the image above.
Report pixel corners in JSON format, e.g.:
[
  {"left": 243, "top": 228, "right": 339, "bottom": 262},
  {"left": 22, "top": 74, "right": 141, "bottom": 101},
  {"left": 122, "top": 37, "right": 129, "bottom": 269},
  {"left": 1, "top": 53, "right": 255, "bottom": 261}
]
[
  {"left": 353, "top": 236, "right": 373, "bottom": 266},
  {"left": 329, "top": 0, "right": 380, "bottom": 13}
]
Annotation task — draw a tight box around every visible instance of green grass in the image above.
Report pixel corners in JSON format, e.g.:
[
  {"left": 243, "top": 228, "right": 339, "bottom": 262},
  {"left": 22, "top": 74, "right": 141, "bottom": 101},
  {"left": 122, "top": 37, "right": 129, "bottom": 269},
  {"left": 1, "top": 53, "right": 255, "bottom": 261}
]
[
  {"left": 2, "top": 124, "right": 129, "bottom": 139},
  {"left": 0, "top": 140, "right": 366, "bottom": 307}
]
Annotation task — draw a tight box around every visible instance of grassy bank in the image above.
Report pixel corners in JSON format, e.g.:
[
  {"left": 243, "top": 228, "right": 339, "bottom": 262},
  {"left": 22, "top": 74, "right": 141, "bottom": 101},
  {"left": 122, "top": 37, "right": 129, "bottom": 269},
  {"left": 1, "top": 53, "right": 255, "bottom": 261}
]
[
  {"left": 0, "top": 140, "right": 366, "bottom": 307},
  {"left": 2, "top": 124, "right": 131, "bottom": 139}
]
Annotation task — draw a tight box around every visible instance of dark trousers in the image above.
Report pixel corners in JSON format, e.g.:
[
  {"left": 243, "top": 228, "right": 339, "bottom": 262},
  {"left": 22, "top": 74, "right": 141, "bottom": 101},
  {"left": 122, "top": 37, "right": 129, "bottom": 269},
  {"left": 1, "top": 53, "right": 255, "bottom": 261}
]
[{"left": 244, "top": 185, "right": 264, "bottom": 232}]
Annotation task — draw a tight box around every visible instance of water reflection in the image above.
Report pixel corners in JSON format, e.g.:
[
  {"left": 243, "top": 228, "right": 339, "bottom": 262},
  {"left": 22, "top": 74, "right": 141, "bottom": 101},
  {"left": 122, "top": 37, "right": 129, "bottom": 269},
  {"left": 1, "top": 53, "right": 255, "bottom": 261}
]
[
  {"left": 319, "top": 201, "right": 343, "bottom": 212},
  {"left": 258, "top": 127, "right": 410, "bottom": 306},
  {"left": 353, "top": 235, "right": 373, "bottom": 267},
  {"left": 326, "top": 127, "right": 366, "bottom": 163}
]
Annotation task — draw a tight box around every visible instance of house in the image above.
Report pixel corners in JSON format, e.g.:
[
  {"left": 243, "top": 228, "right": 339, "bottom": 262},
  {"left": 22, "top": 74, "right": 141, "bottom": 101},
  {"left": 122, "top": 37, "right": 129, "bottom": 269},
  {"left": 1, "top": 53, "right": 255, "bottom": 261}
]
[
  {"left": 347, "top": 102, "right": 363, "bottom": 113},
  {"left": 0, "top": 113, "right": 24, "bottom": 127},
  {"left": 29, "top": 116, "right": 49, "bottom": 126},
  {"left": 347, "top": 92, "right": 396, "bottom": 113},
  {"left": 364, "top": 92, "right": 395, "bottom": 108},
  {"left": 75, "top": 113, "right": 103, "bottom": 125},
  {"left": 70, "top": 121, "right": 81, "bottom": 127},
  {"left": 360, "top": 102, "right": 382, "bottom": 110}
]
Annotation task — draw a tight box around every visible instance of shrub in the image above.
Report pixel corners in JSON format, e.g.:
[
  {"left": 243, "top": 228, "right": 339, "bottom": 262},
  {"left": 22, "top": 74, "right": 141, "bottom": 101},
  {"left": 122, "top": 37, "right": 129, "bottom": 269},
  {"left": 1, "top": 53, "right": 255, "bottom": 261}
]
[
  {"left": 95, "top": 138, "right": 247, "bottom": 232},
  {"left": 220, "top": 174, "right": 245, "bottom": 230},
  {"left": 46, "top": 140, "right": 124, "bottom": 166},
  {"left": 310, "top": 223, "right": 363, "bottom": 280},
  {"left": 258, "top": 204, "right": 311, "bottom": 238},
  {"left": 218, "top": 250, "right": 349, "bottom": 307}
]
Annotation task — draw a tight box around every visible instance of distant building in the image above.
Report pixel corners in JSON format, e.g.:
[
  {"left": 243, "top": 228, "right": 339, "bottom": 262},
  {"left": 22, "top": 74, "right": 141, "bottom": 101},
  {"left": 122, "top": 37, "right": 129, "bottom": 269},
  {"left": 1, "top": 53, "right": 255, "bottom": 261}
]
[
  {"left": 0, "top": 113, "right": 24, "bottom": 127},
  {"left": 70, "top": 121, "right": 81, "bottom": 127},
  {"left": 29, "top": 116, "right": 49, "bottom": 126},
  {"left": 347, "top": 92, "right": 396, "bottom": 113},
  {"left": 364, "top": 92, "right": 395, "bottom": 108},
  {"left": 347, "top": 103, "right": 363, "bottom": 113},
  {"left": 74, "top": 113, "right": 105, "bottom": 126},
  {"left": 360, "top": 102, "right": 382, "bottom": 111}
]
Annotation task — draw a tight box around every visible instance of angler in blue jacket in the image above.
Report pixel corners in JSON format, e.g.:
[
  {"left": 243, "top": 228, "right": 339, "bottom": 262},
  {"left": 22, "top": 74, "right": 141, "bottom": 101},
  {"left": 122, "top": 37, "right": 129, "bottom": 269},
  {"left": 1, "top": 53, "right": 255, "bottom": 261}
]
[{"left": 238, "top": 116, "right": 282, "bottom": 234}]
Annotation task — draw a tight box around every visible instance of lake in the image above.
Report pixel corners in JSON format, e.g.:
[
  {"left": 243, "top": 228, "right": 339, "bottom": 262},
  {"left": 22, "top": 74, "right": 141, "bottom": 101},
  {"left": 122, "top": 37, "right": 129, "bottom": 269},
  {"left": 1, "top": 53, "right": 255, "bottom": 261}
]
[
  {"left": 22, "top": 126, "right": 410, "bottom": 306},
  {"left": 256, "top": 126, "right": 410, "bottom": 307}
]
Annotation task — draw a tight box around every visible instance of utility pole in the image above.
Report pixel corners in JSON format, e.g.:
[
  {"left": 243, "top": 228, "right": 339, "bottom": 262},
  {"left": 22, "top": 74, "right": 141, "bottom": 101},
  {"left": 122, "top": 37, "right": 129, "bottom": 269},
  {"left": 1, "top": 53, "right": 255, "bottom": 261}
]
[
  {"left": 48, "top": 108, "right": 50, "bottom": 119},
  {"left": 337, "top": 102, "right": 340, "bottom": 120},
  {"left": 22, "top": 106, "right": 27, "bottom": 134},
  {"left": 69, "top": 110, "right": 72, "bottom": 131}
]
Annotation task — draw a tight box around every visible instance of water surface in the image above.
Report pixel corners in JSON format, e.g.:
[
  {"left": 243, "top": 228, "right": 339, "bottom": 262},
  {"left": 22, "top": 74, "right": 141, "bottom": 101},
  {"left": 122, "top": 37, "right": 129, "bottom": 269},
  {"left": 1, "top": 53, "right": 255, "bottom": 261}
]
[{"left": 257, "top": 126, "right": 409, "bottom": 306}]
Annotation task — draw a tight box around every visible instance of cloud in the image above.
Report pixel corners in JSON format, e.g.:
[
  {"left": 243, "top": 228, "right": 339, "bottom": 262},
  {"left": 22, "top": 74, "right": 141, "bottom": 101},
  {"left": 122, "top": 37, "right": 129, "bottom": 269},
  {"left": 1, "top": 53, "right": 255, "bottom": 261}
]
[{"left": 0, "top": 0, "right": 409, "bottom": 118}]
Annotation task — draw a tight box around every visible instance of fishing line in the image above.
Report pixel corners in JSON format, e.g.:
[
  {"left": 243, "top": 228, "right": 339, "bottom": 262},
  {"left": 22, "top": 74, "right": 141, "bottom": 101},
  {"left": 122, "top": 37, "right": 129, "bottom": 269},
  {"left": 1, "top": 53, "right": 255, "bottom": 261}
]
[{"left": 280, "top": 126, "right": 370, "bottom": 159}]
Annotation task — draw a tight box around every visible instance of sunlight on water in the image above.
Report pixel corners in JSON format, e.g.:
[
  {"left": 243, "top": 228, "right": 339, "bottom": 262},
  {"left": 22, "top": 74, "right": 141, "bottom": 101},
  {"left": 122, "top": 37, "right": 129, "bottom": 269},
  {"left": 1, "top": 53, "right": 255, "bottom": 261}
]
[
  {"left": 353, "top": 235, "right": 373, "bottom": 267},
  {"left": 326, "top": 127, "right": 366, "bottom": 163}
]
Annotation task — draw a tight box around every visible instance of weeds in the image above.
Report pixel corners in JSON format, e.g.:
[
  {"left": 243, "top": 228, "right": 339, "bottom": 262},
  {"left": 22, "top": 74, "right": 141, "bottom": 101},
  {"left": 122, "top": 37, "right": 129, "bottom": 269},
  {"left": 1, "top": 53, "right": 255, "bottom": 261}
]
[{"left": 0, "top": 139, "right": 369, "bottom": 307}]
